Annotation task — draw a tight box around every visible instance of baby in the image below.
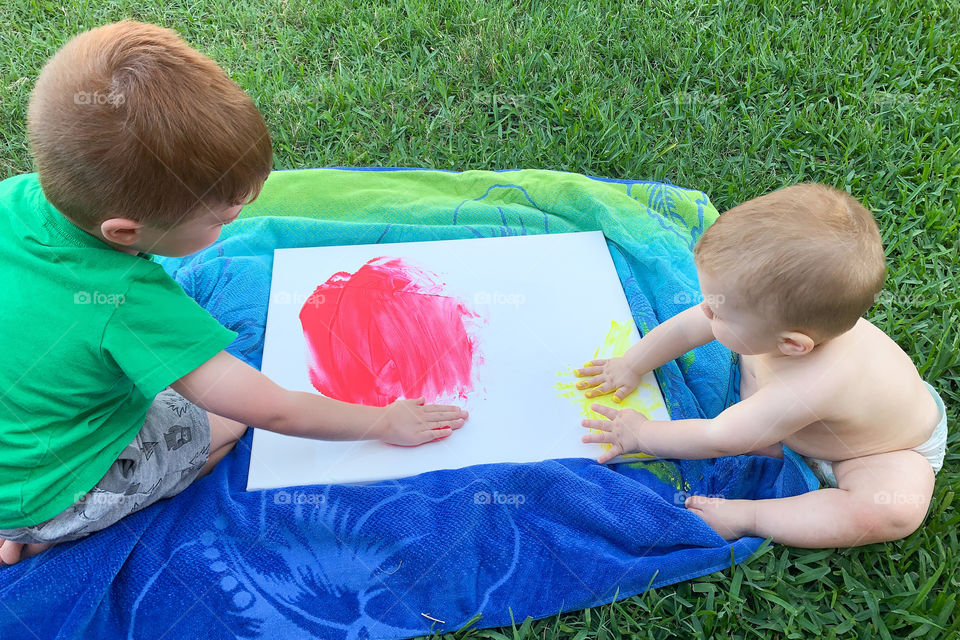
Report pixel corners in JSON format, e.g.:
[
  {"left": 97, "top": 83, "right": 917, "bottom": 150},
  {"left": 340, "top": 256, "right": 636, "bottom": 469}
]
[
  {"left": 0, "top": 21, "right": 467, "bottom": 566},
  {"left": 575, "top": 184, "right": 948, "bottom": 548}
]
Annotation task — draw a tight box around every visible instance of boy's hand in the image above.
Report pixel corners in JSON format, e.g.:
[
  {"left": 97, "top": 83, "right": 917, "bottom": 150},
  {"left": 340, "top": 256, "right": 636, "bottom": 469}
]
[
  {"left": 381, "top": 397, "right": 468, "bottom": 447},
  {"left": 172, "top": 351, "right": 471, "bottom": 444},
  {"left": 581, "top": 403, "right": 648, "bottom": 463},
  {"left": 574, "top": 357, "right": 644, "bottom": 402}
]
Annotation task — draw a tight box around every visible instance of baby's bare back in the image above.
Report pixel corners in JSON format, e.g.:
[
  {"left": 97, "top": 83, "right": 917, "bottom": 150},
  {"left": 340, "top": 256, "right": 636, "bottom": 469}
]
[{"left": 741, "top": 318, "right": 939, "bottom": 462}]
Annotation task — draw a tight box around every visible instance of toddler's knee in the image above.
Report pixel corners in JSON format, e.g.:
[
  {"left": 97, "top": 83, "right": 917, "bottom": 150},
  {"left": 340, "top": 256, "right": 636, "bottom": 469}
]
[
  {"left": 206, "top": 413, "right": 249, "bottom": 451},
  {"left": 852, "top": 493, "right": 929, "bottom": 542},
  {"left": 884, "top": 498, "right": 929, "bottom": 540},
  {"left": 228, "top": 419, "right": 249, "bottom": 441},
  {"left": 210, "top": 412, "right": 246, "bottom": 433}
]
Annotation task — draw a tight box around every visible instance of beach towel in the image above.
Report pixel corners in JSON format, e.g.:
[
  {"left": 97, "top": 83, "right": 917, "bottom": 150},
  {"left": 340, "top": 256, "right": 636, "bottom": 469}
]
[{"left": 0, "top": 168, "right": 817, "bottom": 639}]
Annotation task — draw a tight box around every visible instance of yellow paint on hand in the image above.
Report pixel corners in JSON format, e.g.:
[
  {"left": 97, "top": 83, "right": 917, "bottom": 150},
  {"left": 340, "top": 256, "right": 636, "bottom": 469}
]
[{"left": 556, "top": 320, "right": 665, "bottom": 460}]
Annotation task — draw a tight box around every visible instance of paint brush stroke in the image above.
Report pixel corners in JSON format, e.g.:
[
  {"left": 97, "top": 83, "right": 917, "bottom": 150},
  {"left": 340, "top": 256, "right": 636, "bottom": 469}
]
[{"left": 299, "top": 257, "right": 480, "bottom": 406}]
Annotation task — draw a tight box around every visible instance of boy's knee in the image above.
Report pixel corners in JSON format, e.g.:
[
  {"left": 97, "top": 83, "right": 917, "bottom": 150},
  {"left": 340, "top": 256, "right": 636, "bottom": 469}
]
[
  {"left": 206, "top": 412, "right": 248, "bottom": 451},
  {"left": 208, "top": 412, "right": 247, "bottom": 436}
]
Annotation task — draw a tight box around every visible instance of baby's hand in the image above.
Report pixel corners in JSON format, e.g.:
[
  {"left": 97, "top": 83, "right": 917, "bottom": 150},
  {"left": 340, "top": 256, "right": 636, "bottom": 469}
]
[
  {"left": 574, "top": 357, "right": 644, "bottom": 402},
  {"left": 381, "top": 397, "right": 468, "bottom": 446},
  {"left": 581, "top": 403, "right": 648, "bottom": 463}
]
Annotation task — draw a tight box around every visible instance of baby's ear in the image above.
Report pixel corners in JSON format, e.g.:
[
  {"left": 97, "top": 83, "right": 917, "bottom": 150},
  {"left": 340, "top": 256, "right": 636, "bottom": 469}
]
[{"left": 777, "top": 331, "right": 815, "bottom": 356}]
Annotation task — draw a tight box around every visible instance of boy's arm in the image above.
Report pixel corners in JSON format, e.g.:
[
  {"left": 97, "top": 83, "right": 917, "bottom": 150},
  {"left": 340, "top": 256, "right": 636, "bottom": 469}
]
[
  {"left": 576, "top": 303, "right": 716, "bottom": 399},
  {"left": 583, "top": 381, "right": 824, "bottom": 461},
  {"left": 171, "top": 351, "right": 467, "bottom": 445}
]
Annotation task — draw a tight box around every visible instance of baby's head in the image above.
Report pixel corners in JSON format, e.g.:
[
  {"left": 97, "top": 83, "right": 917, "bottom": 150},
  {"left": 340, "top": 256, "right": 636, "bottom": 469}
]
[
  {"left": 28, "top": 21, "right": 273, "bottom": 257},
  {"left": 694, "top": 184, "right": 886, "bottom": 356}
]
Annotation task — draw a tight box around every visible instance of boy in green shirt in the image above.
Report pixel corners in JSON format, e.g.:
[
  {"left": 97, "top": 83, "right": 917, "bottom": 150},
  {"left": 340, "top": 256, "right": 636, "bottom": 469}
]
[{"left": 0, "top": 21, "right": 467, "bottom": 565}]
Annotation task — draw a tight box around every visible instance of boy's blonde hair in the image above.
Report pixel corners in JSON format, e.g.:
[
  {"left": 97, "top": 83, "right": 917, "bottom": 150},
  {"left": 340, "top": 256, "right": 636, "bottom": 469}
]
[
  {"left": 27, "top": 20, "right": 273, "bottom": 230},
  {"left": 694, "top": 183, "right": 886, "bottom": 340}
]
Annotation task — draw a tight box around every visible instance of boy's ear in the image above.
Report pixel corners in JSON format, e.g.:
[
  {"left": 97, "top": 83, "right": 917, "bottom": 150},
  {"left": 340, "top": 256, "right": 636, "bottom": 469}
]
[
  {"left": 777, "top": 331, "right": 816, "bottom": 356},
  {"left": 99, "top": 218, "right": 143, "bottom": 246}
]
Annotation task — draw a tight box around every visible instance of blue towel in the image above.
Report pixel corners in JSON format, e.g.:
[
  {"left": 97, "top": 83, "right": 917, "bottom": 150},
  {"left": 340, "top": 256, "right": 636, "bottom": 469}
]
[{"left": 0, "top": 169, "right": 817, "bottom": 639}]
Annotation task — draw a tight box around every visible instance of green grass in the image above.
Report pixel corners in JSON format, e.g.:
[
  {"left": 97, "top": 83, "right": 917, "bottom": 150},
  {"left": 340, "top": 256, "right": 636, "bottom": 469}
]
[{"left": 2, "top": 0, "right": 958, "bottom": 637}]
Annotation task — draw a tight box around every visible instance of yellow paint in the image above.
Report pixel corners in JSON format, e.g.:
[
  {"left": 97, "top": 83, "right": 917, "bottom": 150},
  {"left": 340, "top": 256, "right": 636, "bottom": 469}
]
[
  {"left": 631, "top": 459, "right": 691, "bottom": 492},
  {"left": 556, "top": 320, "right": 665, "bottom": 460}
]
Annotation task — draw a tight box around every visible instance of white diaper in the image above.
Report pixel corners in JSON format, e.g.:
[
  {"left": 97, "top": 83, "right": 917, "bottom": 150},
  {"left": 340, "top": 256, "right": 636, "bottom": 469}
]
[{"left": 802, "top": 382, "right": 948, "bottom": 488}]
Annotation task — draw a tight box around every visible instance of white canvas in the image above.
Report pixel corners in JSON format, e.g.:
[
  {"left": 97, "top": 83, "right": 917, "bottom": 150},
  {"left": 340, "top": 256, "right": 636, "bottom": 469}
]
[{"left": 246, "top": 231, "right": 670, "bottom": 490}]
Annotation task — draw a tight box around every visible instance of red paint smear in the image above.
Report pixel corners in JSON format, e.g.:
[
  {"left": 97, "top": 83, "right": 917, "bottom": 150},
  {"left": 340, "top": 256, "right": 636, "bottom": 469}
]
[{"left": 299, "top": 257, "right": 479, "bottom": 406}]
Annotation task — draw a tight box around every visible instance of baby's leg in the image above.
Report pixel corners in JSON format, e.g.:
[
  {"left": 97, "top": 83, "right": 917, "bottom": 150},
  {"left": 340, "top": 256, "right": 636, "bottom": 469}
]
[
  {"left": 686, "top": 449, "right": 934, "bottom": 548},
  {"left": 199, "top": 412, "right": 249, "bottom": 476}
]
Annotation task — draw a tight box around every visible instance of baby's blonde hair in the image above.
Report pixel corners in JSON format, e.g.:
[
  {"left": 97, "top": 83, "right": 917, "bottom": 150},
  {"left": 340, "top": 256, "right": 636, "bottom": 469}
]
[{"left": 694, "top": 183, "right": 886, "bottom": 340}]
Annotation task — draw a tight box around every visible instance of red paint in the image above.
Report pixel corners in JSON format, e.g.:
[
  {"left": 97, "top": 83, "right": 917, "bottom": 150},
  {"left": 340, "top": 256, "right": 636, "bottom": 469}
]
[{"left": 299, "top": 257, "right": 479, "bottom": 407}]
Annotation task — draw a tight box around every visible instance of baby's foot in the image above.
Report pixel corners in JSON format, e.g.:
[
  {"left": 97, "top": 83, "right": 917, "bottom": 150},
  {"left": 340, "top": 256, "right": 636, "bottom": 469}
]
[
  {"left": 0, "top": 537, "right": 55, "bottom": 566},
  {"left": 685, "top": 496, "right": 756, "bottom": 540}
]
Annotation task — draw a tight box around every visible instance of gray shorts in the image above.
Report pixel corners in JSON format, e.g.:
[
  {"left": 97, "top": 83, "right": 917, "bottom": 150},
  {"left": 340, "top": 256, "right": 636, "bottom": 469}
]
[{"left": 0, "top": 388, "right": 211, "bottom": 545}]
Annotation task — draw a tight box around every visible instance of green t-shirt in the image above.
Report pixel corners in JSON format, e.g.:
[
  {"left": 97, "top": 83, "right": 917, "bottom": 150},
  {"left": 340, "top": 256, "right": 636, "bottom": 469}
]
[{"left": 0, "top": 174, "right": 237, "bottom": 528}]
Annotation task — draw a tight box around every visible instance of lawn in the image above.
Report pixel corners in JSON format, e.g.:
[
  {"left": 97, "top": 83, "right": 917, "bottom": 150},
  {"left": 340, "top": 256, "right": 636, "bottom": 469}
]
[{"left": 1, "top": 0, "right": 958, "bottom": 637}]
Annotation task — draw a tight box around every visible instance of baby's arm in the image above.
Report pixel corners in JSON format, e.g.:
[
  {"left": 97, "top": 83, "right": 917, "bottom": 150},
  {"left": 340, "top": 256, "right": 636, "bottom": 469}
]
[
  {"left": 576, "top": 303, "right": 716, "bottom": 400},
  {"left": 171, "top": 351, "right": 468, "bottom": 445},
  {"left": 582, "top": 382, "right": 823, "bottom": 462}
]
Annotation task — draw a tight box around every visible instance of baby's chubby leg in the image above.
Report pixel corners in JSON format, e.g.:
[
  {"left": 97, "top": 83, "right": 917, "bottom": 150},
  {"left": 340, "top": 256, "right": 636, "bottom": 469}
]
[{"left": 686, "top": 449, "right": 934, "bottom": 548}]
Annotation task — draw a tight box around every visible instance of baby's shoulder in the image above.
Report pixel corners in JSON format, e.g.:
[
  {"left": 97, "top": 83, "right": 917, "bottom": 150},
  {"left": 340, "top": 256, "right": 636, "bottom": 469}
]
[
  {"left": 805, "top": 319, "right": 918, "bottom": 398},
  {"left": 829, "top": 319, "right": 914, "bottom": 374}
]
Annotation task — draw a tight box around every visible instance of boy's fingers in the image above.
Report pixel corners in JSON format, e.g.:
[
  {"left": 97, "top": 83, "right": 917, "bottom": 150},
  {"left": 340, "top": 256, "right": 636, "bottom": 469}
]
[
  {"left": 429, "top": 418, "right": 464, "bottom": 430},
  {"left": 428, "top": 410, "right": 466, "bottom": 422},
  {"left": 424, "top": 404, "right": 463, "bottom": 413},
  {"left": 423, "top": 427, "right": 452, "bottom": 443}
]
